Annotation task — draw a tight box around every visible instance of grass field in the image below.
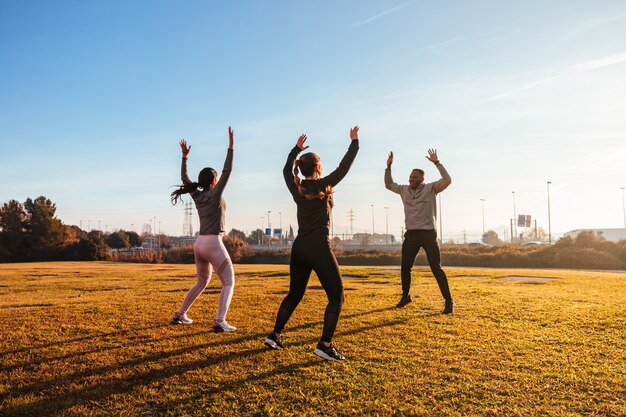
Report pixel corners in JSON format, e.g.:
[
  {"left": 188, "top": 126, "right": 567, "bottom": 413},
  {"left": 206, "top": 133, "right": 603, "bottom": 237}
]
[{"left": 1, "top": 262, "right": 625, "bottom": 416}]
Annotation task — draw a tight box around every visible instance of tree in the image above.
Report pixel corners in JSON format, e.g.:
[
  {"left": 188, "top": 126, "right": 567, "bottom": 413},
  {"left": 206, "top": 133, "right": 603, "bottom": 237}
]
[
  {"left": 0, "top": 200, "right": 27, "bottom": 260},
  {"left": 223, "top": 235, "right": 249, "bottom": 261},
  {"left": 483, "top": 230, "right": 503, "bottom": 245},
  {"left": 106, "top": 231, "right": 131, "bottom": 249},
  {"left": 125, "top": 231, "right": 143, "bottom": 247},
  {"left": 23, "top": 196, "right": 65, "bottom": 248},
  {"left": 288, "top": 225, "right": 294, "bottom": 240},
  {"left": 228, "top": 229, "right": 246, "bottom": 241},
  {"left": 247, "top": 229, "right": 264, "bottom": 245}
]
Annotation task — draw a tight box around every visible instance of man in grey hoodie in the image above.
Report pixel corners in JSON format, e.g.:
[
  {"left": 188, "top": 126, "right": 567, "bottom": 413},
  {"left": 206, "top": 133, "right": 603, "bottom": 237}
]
[{"left": 385, "top": 149, "right": 454, "bottom": 314}]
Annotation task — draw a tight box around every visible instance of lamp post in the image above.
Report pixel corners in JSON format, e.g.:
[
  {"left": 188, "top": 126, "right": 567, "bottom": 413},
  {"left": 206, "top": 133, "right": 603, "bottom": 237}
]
[
  {"left": 512, "top": 191, "right": 517, "bottom": 242},
  {"left": 547, "top": 181, "right": 553, "bottom": 244},
  {"left": 384, "top": 206, "right": 389, "bottom": 244},
  {"left": 480, "top": 198, "right": 486, "bottom": 241},
  {"left": 371, "top": 204, "right": 375, "bottom": 240},
  {"left": 259, "top": 216, "right": 264, "bottom": 245},
  {"left": 267, "top": 211, "right": 272, "bottom": 247},
  {"left": 621, "top": 187, "right": 625, "bottom": 228}
]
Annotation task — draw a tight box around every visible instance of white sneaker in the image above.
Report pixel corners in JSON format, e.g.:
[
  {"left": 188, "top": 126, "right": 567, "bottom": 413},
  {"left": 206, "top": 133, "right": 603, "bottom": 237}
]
[
  {"left": 213, "top": 320, "right": 236, "bottom": 332},
  {"left": 170, "top": 312, "right": 193, "bottom": 325}
]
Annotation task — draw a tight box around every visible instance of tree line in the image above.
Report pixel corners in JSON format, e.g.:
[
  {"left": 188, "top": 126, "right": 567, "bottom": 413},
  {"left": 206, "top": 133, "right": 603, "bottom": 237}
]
[{"left": 0, "top": 196, "right": 142, "bottom": 262}]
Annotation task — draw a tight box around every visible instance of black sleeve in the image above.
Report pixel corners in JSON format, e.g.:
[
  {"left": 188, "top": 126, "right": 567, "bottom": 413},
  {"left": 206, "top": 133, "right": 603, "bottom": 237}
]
[
  {"left": 283, "top": 145, "right": 301, "bottom": 195},
  {"left": 320, "top": 139, "right": 359, "bottom": 188}
]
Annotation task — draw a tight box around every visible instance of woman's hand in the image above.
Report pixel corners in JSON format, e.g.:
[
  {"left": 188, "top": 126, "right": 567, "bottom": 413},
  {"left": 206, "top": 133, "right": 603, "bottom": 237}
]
[
  {"left": 350, "top": 126, "right": 359, "bottom": 140},
  {"left": 296, "top": 134, "right": 309, "bottom": 151},
  {"left": 228, "top": 126, "right": 234, "bottom": 149},
  {"left": 180, "top": 139, "right": 191, "bottom": 158}
]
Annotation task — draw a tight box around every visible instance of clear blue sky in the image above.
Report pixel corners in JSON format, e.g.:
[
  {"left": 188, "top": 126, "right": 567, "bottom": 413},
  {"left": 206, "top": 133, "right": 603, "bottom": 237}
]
[{"left": 2, "top": 1, "right": 626, "bottom": 241}]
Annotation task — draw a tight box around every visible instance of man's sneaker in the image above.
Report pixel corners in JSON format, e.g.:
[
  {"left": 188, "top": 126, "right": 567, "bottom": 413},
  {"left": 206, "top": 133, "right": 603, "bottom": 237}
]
[
  {"left": 443, "top": 300, "right": 455, "bottom": 314},
  {"left": 396, "top": 294, "right": 413, "bottom": 308},
  {"left": 264, "top": 332, "right": 285, "bottom": 350},
  {"left": 313, "top": 341, "right": 346, "bottom": 361},
  {"left": 170, "top": 312, "right": 193, "bottom": 325},
  {"left": 213, "top": 321, "right": 237, "bottom": 332}
]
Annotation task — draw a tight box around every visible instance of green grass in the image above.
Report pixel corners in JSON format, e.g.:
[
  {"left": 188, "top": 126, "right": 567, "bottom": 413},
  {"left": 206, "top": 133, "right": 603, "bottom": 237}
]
[{"left": 0, "top": 262, "right": 625, "bottom": 416}]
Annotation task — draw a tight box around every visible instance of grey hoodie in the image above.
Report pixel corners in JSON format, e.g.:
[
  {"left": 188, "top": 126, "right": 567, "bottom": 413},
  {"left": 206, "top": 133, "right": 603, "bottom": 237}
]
[{"left": 384, "top": 163, "right": 451, "bottom": 230}]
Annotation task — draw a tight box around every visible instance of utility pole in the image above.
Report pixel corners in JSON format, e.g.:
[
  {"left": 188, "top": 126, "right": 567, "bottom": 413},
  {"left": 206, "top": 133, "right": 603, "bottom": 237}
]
[
  {"left": 621, "top": 187, "right": 625, "bottom": 228},
  {"left": 371, "top": 204, "right": 375, "bottom": 241},
  {"left": 384, "top": 206, "right": 389, "bottom": 244},
  {"left": 267, "top": 211, "right": 271, "bottom": 247},
  {"left": 480, "top": 198, "right": 486, "bottom": 239},
  {"left": 348, "top": 209, "right": 354, "bottom": 240},
  {"left": 512, "top": 191, "right": 517, "bottom": 242},
  {"left": 547, "top": 181, "right": 553, "bottom": 244}
]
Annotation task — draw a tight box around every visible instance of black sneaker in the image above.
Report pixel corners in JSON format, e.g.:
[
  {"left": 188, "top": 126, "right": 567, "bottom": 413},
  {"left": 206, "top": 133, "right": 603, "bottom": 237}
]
[
  {"left": 264, "top": 332, "right": 285, "bottom": 350},
  {"left": 313, "top": 341, "right": 346, "bottom": 361},
  {"left": 396, "top": 294, "right": 413, "bottom": 308},
  {"left": 443, "top": 299, "right": 455, "bottom": 314}
]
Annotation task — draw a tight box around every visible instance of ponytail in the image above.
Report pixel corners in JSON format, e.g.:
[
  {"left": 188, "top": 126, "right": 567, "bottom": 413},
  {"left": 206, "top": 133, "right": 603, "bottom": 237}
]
[
  {"left": 293, "top": 158, "right": 333, "bottom": 200},
  {"left": 170, "top": 183, "right": 200, "bottom": 205}
]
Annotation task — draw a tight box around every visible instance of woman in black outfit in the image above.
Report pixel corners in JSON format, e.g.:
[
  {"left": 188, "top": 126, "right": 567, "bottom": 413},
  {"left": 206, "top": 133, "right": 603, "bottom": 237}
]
[{"left": 265, "top": 127, "right": 359, "bottom": 361}]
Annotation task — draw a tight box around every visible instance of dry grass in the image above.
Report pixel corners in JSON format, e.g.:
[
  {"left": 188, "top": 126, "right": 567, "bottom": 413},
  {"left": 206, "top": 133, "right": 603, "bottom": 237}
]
[{"left": 0, "top": 262, "right": 625, "bottom": 416}]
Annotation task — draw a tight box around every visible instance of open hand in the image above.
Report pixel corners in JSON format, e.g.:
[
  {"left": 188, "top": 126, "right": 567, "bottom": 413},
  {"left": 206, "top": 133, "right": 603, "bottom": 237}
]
[
  {"left": 387, "top": 151, "right": 394, "bottom": 168},
  {"left": 426, "top": 148, "right": 439, "bottom": 164},
  {"left": 180, "top": 139, "right": 191, "bottom": 157},
  {"left": 296, "top": 134, "right": 309, "bottom": 151},
  {"left": 350, "top": 126, "right": 359, "bottom": 140},
  {"left": 228, "top": 126, "right": 234, "bottom": 149}
]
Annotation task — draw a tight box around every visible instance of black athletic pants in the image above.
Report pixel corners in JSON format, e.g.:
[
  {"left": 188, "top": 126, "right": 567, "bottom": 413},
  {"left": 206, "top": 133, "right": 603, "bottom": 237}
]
[
  {"left": 401, "top": 229, "right": 452, "bottom": 301},
  {"left": 273, "top": 236, "right": 344, "bottom": 343}
]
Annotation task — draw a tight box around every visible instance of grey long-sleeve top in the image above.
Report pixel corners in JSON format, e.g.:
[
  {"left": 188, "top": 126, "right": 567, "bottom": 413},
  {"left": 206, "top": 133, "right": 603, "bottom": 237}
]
[
  {"left": 182, "top": 148, "right": 233, "bottom": 235},
  {"left": 384, "top": 163, "right": 451, "bottom": 231}
]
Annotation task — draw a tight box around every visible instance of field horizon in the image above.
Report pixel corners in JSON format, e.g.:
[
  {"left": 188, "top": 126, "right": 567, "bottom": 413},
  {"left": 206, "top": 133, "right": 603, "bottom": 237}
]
[{"left": 1, "top": 262, "right": 624, "bottom": 416}]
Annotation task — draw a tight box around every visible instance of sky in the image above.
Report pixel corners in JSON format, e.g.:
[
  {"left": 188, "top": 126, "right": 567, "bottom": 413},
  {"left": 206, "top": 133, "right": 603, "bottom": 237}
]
[{"left": 1, "top": 0, "right": 626, "bottom": 242}]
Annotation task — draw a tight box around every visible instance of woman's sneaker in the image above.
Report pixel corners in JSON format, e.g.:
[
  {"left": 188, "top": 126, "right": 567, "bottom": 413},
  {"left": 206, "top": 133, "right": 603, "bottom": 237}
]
[
  {"left": 212, "top": 320, "right": 237, "bottom": 332},
  {"left": 313, "top": 341, "right": 346, "bottom": 361},
  {"left": 264, "top": 332, "right": 285, "bottom": 350},
  {"left": 170, "top": 312, "right": 193, "bottom": 325}
]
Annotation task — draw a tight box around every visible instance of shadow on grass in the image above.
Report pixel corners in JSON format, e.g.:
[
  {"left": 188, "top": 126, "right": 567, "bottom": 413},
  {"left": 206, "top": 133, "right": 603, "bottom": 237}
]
[{"left": 1, "top": 309, "right": 402, "bottom": 415}]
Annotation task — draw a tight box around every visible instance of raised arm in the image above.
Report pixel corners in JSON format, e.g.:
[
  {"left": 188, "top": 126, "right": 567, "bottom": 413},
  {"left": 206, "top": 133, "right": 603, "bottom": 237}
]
[
  {"left": 180, "top": 139, "right": 192, "bottom": 185},
  {"left": 213, "top": 127, "right": 235, "bottom": 194},
  {"left": 284, "top": 134, "right": 307, "bottom": 194},
  {"left": 426, "top": 148, "right": 451, "bottom": 193},
  {"left": 384, "top": 151, "right": 402, "bottom": 194},
  {"left": 320, "top": 126, "right": 360, "bottom": 188}
]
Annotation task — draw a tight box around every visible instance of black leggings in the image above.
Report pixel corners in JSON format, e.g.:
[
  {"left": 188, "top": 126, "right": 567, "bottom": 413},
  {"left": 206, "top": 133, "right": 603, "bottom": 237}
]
[
  {"left": 273, "top": 236, "right": 344, "bottom": 343},
  {"left": 401, "top": 230, "right": 452, "bottom": 301}
]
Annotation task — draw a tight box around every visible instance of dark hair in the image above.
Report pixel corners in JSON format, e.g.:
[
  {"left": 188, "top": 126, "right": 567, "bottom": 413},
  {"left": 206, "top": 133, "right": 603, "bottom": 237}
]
[
  {"left": 293, "top": 152, "right": 332, "bottom": 199},
  {"left": 412, "top": 169, "right": 425, "bottom": 175},
  {"left": 170, "top": 167, "right": 217, "bottom": 205}
]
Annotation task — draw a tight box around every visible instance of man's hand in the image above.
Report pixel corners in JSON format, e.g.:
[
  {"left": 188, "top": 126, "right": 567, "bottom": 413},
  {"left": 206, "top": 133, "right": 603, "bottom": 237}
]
[
  {"left": 228, "top": 126, "right": 234, "bottom": 149},
  {"left": 426, "top": 148, "right": 439, "bottom": 164},
  {"left": 350, "top": 126, "right": 359, "bottom": 140},
  {"left": 387, "top": 151, "right": 394, "bottom": 168},
  {"left": 180, "top": 139, "right": 191, "bottom": 158},
  {"left": 296, "top": 134, "right": 309, "bottom": 151}
]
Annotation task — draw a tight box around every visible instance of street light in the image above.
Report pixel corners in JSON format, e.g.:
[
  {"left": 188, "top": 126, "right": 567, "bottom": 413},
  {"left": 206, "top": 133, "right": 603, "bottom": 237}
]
[
  {"left": 547, "top": 182, "right": 553, "bottom": 244},
  {"left": 480, "top": 198, "right": 486, "bottom": 240},
  {"left": 371, "top": 205, "right": 375, "bottom": 242},
  {"left": 267, "top": 211, "right": 272, "bottom": 247},
  {"left": 259, "top": 216, "right": 264, "bottom": 245},
  {"left": 621, "top": 187, "right": 625, "bottom": 228},
  {"left": 384, "top": 207, "right": 389, "bottom": 244},
  {"left": 512, "top": 191, "right": 517, "bottom": 242}
]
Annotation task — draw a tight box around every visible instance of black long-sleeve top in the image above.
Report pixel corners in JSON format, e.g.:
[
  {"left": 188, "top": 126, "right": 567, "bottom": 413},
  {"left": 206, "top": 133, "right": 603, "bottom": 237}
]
[{"left": 283, "top": 140, "right": 359, "bottom": 239}]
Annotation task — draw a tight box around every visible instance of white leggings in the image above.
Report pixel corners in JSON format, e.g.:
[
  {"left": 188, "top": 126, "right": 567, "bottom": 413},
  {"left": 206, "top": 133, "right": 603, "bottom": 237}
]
[{"left": 178, "top": 235, "right": 235, "bottom": 322}]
